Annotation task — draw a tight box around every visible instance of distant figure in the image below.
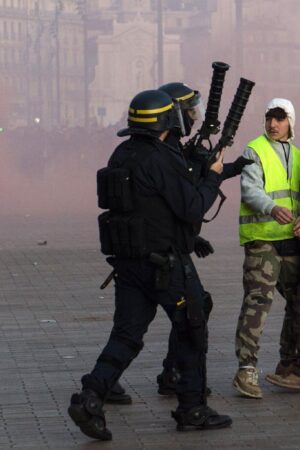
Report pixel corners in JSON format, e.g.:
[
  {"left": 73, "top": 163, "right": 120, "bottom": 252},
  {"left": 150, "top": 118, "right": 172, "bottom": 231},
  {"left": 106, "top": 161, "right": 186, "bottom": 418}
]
[{"left": 233, "top": 98, "right": 300, "bottom": 398}]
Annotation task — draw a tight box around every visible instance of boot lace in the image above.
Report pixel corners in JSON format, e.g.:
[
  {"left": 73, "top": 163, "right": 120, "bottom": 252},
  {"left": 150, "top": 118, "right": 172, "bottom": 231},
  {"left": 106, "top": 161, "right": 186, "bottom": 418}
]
[{"left": 245, "top": 368, "right": 258, "bottom": 386}]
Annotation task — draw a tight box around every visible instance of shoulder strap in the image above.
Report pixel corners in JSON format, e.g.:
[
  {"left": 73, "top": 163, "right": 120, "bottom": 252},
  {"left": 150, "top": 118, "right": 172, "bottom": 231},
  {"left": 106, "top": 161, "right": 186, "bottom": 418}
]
[{"left": 202, "top": 189, "right": 227, "bottom": 223}]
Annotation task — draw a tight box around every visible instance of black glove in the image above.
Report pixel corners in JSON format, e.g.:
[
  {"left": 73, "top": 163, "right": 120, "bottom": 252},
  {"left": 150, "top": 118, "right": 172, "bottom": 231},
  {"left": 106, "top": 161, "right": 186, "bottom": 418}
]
[
  {"left": 233, "top": 156, "right": 254, "bottom": 174},
  {"left": 223, "top": 156, "right": 254, "bottom": 180},
  {"left": 194, "top": 236, "right": 214, "bottom": 258}
]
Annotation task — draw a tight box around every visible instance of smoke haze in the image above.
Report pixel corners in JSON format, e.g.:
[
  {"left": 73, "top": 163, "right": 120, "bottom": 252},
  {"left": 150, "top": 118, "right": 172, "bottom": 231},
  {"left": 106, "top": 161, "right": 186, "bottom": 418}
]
[{"left": 1, "top": 0, "right": 299, "bottom": 242}]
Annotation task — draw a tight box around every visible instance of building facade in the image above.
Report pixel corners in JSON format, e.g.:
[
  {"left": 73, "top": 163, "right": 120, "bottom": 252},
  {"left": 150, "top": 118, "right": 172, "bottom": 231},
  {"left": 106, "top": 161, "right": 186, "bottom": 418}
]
[
  {"left": 0, "top": 0, "right": 211, "bottom": 129},
  {"left": 0, "top": 0, "right": 85, "bottom": 129},
  {"left": 4, "top": 0, "right": 298, "bottom": 130}
]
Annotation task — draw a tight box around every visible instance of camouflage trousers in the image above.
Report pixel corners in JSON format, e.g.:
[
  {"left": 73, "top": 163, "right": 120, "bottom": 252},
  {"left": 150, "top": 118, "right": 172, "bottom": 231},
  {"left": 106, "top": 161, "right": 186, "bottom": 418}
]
[{"left": 235, "top": 240, "right": 300, "bottom": 367}]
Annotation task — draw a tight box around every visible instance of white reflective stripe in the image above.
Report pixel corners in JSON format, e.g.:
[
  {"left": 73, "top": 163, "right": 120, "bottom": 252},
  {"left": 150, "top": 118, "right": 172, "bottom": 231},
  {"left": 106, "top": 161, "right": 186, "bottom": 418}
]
[
  {"left": 267, "top": 189, "right": 300, "bottom": 200},
  {"left": 239, "top": 214, "right": 274, "bottom": 224}
]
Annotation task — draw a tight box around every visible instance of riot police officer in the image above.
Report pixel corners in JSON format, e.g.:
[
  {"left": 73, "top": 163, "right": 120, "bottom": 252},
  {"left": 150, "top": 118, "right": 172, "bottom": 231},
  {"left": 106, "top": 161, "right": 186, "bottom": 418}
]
[
  {"left": 107, "top": 82, "right": 253, "bottom": 401},
  {"left": 68, "top": 89, "right": 232, "bottom": 440},
  {"left": 154, "top": 82, "right": 254, "bottom": 395}
]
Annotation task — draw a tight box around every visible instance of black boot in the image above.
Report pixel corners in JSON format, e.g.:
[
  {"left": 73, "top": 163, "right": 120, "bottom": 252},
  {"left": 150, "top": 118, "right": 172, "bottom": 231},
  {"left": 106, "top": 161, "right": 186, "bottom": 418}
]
[
  {"left": 172, "top": 405, "right": 232, "bottom": 431},
  {"left": 68, "top": 389, "right": 112, "bottom": 440},
  {"left": 157, "top": 367, "right": 181, "bottom": 395},
  {"left": 157, "top": 368, "right": 212, "bottom": 396},
  {"left": 106, "top": 380, "right": 132, "bottom": 404}
]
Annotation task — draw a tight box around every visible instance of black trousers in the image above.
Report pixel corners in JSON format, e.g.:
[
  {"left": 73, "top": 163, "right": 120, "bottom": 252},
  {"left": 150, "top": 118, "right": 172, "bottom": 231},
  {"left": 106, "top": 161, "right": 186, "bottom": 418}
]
[
  {"left": 163, "top": 277, "right": 212, "bottom": 371},
  {"left": 82, "top": 254, "right": 207, "bottom": 412}
]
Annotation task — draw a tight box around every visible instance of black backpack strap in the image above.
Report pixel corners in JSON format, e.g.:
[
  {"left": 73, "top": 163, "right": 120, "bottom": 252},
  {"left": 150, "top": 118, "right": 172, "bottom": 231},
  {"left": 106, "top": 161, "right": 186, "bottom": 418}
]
[{"left": 203, "top": 188, "right": 226, "bottom": 223}]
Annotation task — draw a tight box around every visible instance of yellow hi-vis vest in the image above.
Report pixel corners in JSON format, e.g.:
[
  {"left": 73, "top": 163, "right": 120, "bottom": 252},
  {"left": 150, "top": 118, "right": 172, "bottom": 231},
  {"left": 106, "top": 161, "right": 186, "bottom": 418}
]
[{"left": 239, "top": 135, "right": 300, "bottom": 244}]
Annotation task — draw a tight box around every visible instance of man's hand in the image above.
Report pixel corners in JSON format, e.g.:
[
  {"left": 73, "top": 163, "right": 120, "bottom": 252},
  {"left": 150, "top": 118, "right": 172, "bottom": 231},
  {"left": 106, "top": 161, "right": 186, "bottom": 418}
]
[
  {"left": 210, "top": 149, "right": 224, "bottom": 174},
  {"left": 233, "top": 156, "right": 254, "bottom": 174},
  {"left": 194, "top": 236, "right": 214, "bottom": 258},
  {"left": 294, "top": 217, "right": 300, "bottom": 238},
  {"left": 271, "top": 206, "right": 294, "bottom": 224}
]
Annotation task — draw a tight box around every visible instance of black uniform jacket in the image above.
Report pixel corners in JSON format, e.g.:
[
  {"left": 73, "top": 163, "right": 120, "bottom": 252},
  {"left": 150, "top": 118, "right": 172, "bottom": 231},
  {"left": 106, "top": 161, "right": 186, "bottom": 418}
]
[{"left": 107, "top": 134, "right": 222, "bottom": 254}]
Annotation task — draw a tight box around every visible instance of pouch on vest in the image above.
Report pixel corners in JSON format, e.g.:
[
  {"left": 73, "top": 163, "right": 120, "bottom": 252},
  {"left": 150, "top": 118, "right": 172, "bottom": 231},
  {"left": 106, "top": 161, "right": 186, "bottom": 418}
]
[
  {"left": 98, "top": 211, "right": 114, "bottom": 255},
  {"left": 97, "top": 167, "right": 134, "bottom": 212},
  {"left": 98, "top": 211, "right": 147, "bottom": 257}
]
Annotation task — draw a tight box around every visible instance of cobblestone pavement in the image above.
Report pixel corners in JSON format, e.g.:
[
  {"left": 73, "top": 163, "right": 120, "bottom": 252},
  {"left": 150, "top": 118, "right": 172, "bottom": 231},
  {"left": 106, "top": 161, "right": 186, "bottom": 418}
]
[{"left": 1, "top": 215, "right": 300, "bottom": 450}]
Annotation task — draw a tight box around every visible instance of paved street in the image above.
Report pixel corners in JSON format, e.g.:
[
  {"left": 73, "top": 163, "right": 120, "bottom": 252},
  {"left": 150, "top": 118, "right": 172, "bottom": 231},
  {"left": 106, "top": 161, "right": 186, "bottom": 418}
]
[{"left": 1, "top": 215, "right": 300, "bottom": 450}]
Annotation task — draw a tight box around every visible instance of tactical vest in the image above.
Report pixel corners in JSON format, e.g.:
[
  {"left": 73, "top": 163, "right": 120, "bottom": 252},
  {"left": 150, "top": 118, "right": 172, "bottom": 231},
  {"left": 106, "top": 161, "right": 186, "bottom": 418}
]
[
  {"left": 239, "top": 135, "right": 300, "bottom": 244},
  {"left": 97, "top": 136, "right": 195, "bottom": 257}
]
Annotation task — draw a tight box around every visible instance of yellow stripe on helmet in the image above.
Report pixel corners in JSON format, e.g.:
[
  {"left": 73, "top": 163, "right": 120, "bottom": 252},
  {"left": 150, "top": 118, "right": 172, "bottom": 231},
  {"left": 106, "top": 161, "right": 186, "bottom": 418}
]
[
  {"left": 137, "top": 103, "right": 173, "bottom": 114},
  {"left": 176, "top": 92, "right": 195, "bottom": 102},
  {"left": 129, "top": 116, "right": 158, "bottom": 123},
  {"left": 129, "top": 103, "right": 173, "bottom": 115}
]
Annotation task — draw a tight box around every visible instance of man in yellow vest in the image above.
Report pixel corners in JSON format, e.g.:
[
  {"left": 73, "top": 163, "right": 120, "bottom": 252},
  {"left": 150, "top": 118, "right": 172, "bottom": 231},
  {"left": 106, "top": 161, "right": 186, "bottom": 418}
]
[{"left": 233, "top": 98, "right": 300, "bottom": 398}]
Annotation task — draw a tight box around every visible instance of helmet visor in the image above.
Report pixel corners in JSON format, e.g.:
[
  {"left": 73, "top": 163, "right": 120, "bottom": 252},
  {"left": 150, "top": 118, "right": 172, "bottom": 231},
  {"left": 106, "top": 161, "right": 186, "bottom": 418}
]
[
  {"left": 172, "top": 90, "right": 206, "bottom": 122},
  {"left": 186, "top": 97, "right": 206, "bottom": 122}
]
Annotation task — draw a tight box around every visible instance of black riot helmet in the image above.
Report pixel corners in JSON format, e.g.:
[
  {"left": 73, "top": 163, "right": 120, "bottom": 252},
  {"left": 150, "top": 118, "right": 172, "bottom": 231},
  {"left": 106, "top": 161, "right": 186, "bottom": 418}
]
[
  {"left": 158, "top": 82, "right": 205, "bottom": 136},
  {"left": 117, "top": 89, "right": 179, "bottom": 137}
]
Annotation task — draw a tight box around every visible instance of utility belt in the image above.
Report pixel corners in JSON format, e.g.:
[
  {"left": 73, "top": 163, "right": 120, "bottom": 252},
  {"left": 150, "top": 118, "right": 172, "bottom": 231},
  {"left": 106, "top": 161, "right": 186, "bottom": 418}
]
[{"left": 100, "top": 251, "right": 175, "bottom": 290}]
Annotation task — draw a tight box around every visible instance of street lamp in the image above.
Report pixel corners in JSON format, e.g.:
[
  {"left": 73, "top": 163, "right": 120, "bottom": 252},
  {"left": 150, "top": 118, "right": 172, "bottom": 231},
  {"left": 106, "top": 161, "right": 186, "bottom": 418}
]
[
  {"left": 50, "top": 0, "right": 63, "bottom": 127},
  {"left": 33, "top": 116, "right": 47, "bottom": 158},
  {"left": 157, "top": 0, "right": 164, "bottom": 85},
  {"left": 75, "top": 0, "right": 89, "bottom": 128}
]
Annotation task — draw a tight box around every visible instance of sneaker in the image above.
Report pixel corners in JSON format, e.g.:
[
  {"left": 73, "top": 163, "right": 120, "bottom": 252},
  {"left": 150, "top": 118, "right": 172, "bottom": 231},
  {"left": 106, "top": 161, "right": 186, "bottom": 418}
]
[
  {"left": 274, "top": 359, "right": 296, "bottom": 376},
  {"left": 266, "top": 367, "right": 300, "bottom": 391},
  {"left": 233, "top": 367, "right": 262, "bottom": 399}
]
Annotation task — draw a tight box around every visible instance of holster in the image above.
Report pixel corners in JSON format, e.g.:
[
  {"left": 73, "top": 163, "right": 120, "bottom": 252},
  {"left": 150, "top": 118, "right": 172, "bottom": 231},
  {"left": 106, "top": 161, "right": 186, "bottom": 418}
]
[{"left": 149, "top": 252, "right": 175, "bottom": 290}]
